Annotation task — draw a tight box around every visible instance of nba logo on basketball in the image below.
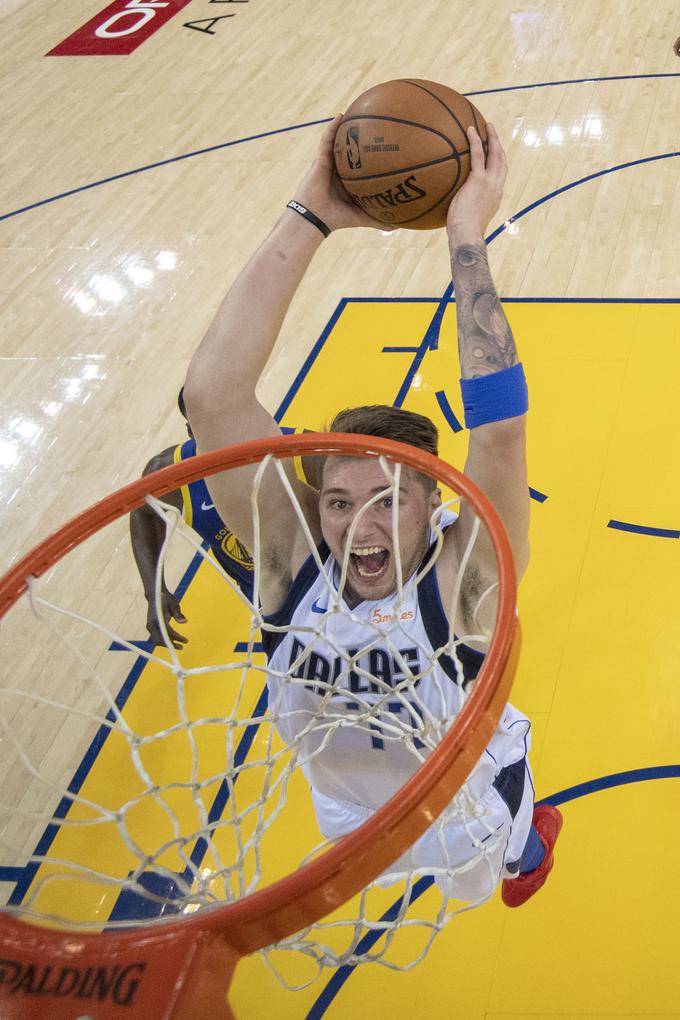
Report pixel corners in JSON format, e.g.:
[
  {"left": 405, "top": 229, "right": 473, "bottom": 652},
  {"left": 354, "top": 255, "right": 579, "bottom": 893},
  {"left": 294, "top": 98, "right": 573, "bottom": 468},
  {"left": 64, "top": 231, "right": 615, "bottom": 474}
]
[
  {"left": 46, "top": 0, "right": 193, "bottom": 56},
  {"left": 345, "top": 127, "right": 362, "bottom": 170}
]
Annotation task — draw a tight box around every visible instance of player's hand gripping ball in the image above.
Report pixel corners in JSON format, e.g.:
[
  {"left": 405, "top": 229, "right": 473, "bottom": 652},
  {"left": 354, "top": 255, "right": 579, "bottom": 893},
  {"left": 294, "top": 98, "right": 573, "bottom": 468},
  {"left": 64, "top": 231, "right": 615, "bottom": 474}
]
[{"left": 334, "top": 79, "right": 488, "bottom": 230}]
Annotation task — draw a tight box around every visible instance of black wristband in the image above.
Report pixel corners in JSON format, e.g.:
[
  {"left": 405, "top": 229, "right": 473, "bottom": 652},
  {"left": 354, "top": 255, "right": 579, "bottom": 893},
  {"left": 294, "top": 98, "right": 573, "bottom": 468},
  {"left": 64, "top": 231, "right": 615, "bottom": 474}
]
[{"left": 286, "top": 200, "right": 331, "bottom": 238}]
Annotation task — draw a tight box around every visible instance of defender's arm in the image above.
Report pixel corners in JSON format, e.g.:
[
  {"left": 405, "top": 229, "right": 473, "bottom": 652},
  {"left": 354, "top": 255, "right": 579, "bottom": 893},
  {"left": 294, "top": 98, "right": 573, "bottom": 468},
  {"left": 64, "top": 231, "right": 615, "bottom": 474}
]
[{"left": 129, "top": 448, "right": 189, "bottom": 647}]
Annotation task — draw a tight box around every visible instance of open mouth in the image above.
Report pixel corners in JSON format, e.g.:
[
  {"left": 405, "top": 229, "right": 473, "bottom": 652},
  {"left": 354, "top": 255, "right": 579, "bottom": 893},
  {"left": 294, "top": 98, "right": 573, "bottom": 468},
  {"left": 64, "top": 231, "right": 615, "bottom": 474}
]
[{"left": 349, "top": 546, "right": 390, "bottom": 579}]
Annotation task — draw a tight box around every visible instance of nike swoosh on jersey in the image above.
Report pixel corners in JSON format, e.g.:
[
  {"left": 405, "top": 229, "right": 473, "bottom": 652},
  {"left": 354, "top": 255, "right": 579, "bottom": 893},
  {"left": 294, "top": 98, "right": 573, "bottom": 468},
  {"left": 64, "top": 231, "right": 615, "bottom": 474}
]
[
  {"left": 201, "top": 501, "right": 215, "bottom": 511},
  {"left": 311, "top": 598, "right": 328, "bottom": 613}
]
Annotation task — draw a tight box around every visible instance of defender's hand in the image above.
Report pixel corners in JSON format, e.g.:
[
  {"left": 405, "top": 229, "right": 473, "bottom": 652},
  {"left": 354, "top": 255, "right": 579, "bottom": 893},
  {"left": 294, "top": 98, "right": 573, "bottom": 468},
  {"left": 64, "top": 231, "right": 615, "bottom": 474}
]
[
  {"left": 146, "top": 592, "right": 188, "bottom": 649},
  {"left": 447, "top": 123, "right": 508, "bottom": 239},
  {"left": 292, "top": 116, "right": 394, "bottom": 233}
]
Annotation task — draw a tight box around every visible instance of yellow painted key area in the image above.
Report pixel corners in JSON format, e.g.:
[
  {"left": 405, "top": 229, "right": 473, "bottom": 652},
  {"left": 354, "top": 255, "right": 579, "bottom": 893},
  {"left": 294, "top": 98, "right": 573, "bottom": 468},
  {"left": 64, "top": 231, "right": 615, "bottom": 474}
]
[
  {"left": 19, "top": 298, "right": 679, "bottom": 1017},
  {"left": 230, "top": 298, "right": 680, "bottom": 1017}
]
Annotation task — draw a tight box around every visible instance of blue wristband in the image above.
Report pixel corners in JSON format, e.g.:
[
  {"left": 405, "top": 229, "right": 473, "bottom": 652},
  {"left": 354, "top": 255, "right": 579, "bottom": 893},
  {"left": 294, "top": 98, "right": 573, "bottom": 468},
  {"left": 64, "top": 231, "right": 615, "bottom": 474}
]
[{"left": 460, "top": 362, "right": 528, "bottom": 428}]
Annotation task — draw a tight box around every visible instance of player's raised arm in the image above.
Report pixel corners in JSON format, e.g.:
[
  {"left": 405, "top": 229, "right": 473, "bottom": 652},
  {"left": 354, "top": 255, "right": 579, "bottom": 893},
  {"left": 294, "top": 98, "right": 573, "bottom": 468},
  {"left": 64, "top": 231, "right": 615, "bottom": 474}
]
[
  {"left": 183, "top": 117, "right": 384, "bottom": 609},
  {"left": 445, "top": 124, "right": 530, "bottom": 598}
]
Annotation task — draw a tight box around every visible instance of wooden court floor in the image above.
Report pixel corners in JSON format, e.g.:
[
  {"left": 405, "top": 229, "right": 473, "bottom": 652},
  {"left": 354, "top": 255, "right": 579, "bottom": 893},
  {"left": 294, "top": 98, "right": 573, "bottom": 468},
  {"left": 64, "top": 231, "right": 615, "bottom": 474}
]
[{"left": 1, "top": 0, "right": 680, "bottom": 1016}]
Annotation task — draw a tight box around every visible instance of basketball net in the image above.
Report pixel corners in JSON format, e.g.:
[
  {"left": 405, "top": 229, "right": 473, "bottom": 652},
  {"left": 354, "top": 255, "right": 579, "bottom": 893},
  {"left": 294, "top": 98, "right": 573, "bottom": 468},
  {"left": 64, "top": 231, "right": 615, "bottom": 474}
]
[{"left": 0, "top": 434, "right": 520, "bottom": 1017}]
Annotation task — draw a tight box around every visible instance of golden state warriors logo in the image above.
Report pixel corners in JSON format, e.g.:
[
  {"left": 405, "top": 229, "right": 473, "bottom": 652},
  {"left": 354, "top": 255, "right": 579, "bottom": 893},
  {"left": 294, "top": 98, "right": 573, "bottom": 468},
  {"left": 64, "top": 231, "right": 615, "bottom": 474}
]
[{"left": 220, "top": 529, "right": 254, "bottom": 571}]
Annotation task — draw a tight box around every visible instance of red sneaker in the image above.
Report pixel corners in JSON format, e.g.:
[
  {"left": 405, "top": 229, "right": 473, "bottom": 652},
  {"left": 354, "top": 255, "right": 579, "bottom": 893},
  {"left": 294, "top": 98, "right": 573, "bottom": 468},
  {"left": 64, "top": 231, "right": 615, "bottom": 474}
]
[{"left": 502, "top": 804, "right": 563, "bottom": 908}]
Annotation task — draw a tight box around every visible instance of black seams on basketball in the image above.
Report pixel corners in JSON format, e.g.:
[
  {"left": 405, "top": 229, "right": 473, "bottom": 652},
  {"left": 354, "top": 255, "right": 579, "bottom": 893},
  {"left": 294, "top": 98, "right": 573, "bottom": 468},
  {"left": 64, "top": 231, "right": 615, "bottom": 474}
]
[{"left": 334, "top": 79, "right": 488, "bottom": 230}]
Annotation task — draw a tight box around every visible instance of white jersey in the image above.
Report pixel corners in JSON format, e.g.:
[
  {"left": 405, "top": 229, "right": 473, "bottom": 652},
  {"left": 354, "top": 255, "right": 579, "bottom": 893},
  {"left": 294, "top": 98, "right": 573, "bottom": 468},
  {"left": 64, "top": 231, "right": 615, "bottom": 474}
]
[{"left": 261, "top": 518, "right": 533, "bottom": 898}]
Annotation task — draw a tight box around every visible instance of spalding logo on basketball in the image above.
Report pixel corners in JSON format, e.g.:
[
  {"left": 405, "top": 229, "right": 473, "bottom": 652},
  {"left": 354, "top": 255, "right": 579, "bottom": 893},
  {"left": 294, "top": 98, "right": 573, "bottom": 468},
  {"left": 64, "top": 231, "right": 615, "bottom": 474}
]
[{"left": 333, "top": 79, "right": 488, "bottom": 231}]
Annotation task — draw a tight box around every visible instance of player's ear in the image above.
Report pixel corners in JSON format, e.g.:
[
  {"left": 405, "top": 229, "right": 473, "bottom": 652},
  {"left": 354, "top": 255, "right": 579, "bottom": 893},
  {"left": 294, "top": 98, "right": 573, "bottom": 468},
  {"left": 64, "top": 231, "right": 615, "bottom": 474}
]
[{"left": 429, "top": 486, "right": 442, "bottom": 511}]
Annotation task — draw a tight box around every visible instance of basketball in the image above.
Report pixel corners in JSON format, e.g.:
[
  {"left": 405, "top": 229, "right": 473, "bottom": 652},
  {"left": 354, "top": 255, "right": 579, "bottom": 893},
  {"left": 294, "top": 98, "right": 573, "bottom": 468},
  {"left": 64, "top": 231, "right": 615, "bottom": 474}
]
[{"left": 333, "top": 79, "right": 488, "bottom": 230}]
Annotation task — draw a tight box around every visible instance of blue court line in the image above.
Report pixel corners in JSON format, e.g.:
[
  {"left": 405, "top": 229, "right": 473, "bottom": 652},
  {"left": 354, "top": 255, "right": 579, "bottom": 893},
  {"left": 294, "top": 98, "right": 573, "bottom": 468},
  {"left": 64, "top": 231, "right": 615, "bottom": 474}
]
[
  {"left": 540, "top": 764, "right": 680, "bottom": 805},
  {"left": 434, "top": 389, "right": 463, "bottom": 433},
  {"left": 299, "top": 293, "right": 679, "bottom": 438},
  {"left": 485, "top": 150, "right": 680, "bottom": 247},
  {"left": 0, "top": 118, "right": 334, "bottom": 224},
  {"left": 389, "top": 149, "right": 679, "bottom": 484},
  {"left": 348, "top": 296, "right": 679, "bottom": 305},
  {"left": 0, "top": 866, "right": 27, "bottom": 884},
  {"left": 111, "top": 634, "right": 265, "bottom": 656},
  {"left": 187, "top": 685, "right": 268, "bottom": 872},
  {"left": 7, "top": 648, "right": 268, "bottom": 906},
  {"left": 347, "top": 297, "right": 444, "bottom": 303},
  {"left": 8, "top": 647, "right": 152, "bottom": 905},
  {"left": 106, "top": 683, "right": 270, "bottom": 922},
  {"left": 108, "top": 539, "right": 209, "bottom": 650},
  {"left": 466, "top": 72, "right": 680, "bottom": 97},
  {"left": 5, "top": 545, "right": 208, "bottom": 905},
  {"left": 306, "top": 764, "right": 680, "bottom": 1018},
  {"left": 607, "top": 519, "right": 680, "bottom": 539},
  {"left": 234, "top": 641, "right": 264, "bottom": 652},
  {"left": 500, "top": 296, "right": 680, "bottom": 304},
  {"left": 394, "top": 150, "right": 680, "bottom": 413},
  {"left": 394, "top": 299, "right": 449, "bottom": 407},
  {"left": 109, "top": 638, "right": 154, "bottom": 652},
  {"left": 306, "top": 876, "right": 434, "bottom": 1020},
  {"left": 2, "top": 74, "right": 677, "bottom": 224},
  {"left": 275, "top": 298, "right": 347, "bottom": 423},
  {"left": 529, "top": 487, "right": 548, "bottom": 504}
]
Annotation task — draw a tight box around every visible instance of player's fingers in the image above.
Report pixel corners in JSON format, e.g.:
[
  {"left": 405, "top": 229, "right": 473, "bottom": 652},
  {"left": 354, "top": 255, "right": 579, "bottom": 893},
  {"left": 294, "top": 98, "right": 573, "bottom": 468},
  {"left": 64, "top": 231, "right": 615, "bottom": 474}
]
[
  {"left": 164, "top": 610, "right": 187, "bottom": 633},
  {"left": 164, "top": 594, "right": 187, "bottom": 623},
  {"left": 147, "top": 623, "right": 163, "bottom": 646},
  {"left": 319, "top": 115, "right": 343, "bottom": 157},
  {"left": 484, "top": 123, "right": 503, "bottom": 166},
  {"left": 167, "top": 625, "right": 188, "bottom": 647},
  {"left": 485, "top": 123, "right": 508, "bottom": 187},
  {"left": 467, "top": 125, "right": 485, "bottom": 171}
]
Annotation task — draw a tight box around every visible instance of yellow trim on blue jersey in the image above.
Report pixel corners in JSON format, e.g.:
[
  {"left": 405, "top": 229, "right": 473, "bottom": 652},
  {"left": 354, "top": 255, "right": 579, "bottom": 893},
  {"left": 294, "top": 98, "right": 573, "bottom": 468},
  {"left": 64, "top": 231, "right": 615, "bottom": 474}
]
[
  {"left": 292, "top": 426, "right": 309, "bottom": 487},
  {"left": 173, "top": 443, "right": 193, "bottom": 529}
]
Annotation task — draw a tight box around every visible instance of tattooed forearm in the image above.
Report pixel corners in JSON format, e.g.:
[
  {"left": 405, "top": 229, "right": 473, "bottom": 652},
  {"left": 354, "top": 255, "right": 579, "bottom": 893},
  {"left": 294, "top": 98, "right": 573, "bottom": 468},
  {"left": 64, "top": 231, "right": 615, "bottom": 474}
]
[{"left": 451, "top": 243, "right": 518, "bottom": 378}]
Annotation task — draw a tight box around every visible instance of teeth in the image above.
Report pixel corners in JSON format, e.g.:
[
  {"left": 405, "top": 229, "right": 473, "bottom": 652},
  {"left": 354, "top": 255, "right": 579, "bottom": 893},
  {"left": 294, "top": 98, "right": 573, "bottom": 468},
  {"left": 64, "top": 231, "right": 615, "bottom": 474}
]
[{"left": 350, "top": 546, "right": 388, "bottom": 578}]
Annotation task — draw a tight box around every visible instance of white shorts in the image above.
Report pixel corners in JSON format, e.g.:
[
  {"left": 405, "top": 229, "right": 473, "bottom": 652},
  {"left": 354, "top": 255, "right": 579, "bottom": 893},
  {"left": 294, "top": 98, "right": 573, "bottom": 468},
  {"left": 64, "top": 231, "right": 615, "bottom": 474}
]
[{"left": 310, "top": 756, "right": 534, "bottom": 902}]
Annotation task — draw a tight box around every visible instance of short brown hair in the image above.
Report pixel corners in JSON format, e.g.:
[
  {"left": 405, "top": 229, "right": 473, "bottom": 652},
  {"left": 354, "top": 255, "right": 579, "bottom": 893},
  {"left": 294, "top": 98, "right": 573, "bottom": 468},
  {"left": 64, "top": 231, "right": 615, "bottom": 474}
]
[
  {"left": 322, "top": 405, "right": 439, "bottom": 492},
  {"left": 329, "top": 405, "right": 438, "bottom": 456}
]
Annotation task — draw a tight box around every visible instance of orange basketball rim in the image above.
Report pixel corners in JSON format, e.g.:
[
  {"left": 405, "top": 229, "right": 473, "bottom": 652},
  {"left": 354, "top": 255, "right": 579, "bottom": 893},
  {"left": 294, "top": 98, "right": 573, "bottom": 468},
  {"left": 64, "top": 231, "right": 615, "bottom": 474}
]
[{"left": 0, "top": 433, "right": 521, "bottom": 1019}]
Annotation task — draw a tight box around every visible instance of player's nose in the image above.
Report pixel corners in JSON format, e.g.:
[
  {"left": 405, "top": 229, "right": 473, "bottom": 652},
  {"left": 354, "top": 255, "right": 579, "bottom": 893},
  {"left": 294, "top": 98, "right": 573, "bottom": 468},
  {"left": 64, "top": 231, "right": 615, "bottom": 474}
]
[{"left": 348, "top": 516, "right": 388, "bottom": 545}]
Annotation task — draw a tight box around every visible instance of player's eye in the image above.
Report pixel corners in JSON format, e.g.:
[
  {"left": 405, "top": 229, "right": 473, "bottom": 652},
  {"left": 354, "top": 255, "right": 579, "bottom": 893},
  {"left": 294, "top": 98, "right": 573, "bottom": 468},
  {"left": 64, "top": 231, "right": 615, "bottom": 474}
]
[{"left": 380, "top": 497, "right": 393, "bottom": 508}]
